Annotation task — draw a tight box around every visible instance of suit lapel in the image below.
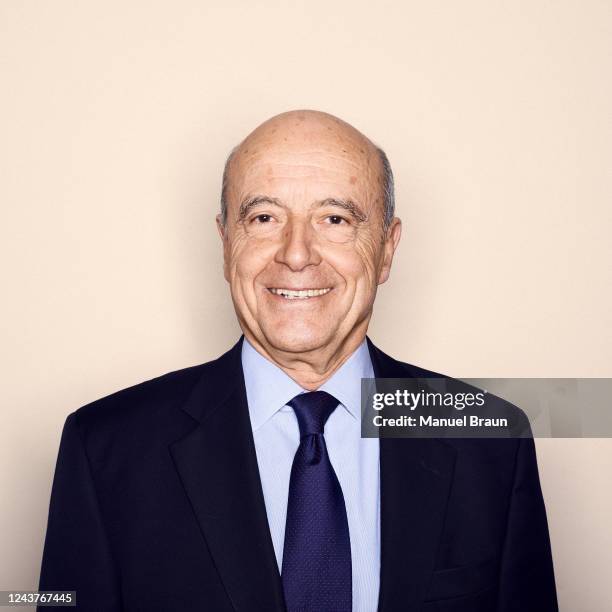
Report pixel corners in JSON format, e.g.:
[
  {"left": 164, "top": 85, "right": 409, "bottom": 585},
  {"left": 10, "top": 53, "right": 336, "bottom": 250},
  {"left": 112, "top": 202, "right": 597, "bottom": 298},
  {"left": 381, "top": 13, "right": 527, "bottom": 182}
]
[
  {"left": 367, "top": 338, "right": 457, "bottom": 612},
  {"left": 169, "top": 338, "right": 286, "bottom": 612}
]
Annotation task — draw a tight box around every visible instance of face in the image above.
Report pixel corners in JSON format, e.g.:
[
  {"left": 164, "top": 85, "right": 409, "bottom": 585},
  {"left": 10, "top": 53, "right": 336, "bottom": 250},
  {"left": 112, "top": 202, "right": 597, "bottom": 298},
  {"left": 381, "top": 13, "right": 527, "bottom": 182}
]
[{"left": 218, "top": 114, "right": 401, "bottom": 360}]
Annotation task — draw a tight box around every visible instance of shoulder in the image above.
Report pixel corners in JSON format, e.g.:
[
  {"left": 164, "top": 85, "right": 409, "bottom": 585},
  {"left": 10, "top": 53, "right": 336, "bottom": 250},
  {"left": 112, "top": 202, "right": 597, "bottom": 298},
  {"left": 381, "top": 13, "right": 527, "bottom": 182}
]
[
  {"left": 68, "top": 338, "right": 242, "bottom": 445},
  {"left": 53, "top": 363, "right": 212, "bottom": 470},
  {"left": 369, "top": 339, "right": 531, "bottom": 457},
  {"left": 72, "top": 363, "right": 205, "bottom": 431}
]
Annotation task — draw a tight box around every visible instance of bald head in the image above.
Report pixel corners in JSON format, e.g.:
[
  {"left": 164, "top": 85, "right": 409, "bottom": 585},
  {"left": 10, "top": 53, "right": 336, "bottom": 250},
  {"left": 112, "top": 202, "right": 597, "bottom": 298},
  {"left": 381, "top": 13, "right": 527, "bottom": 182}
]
[{"left": 220, "top": 110, "right": 394, "bottom": 231}]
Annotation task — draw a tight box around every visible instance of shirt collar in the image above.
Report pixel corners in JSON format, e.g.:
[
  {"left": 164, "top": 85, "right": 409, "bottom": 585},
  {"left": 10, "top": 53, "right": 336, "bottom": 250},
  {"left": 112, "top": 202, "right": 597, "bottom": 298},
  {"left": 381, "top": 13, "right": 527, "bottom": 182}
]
[{"left": 241, "top": 337, "right": 374, "bottom": 431}]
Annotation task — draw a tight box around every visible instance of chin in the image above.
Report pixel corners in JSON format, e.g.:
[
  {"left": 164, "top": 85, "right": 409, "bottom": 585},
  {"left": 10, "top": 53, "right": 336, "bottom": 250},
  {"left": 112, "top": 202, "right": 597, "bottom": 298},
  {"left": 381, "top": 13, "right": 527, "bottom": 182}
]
[{"left": 263, "top": 322, "right": 335, "bottom": 355}]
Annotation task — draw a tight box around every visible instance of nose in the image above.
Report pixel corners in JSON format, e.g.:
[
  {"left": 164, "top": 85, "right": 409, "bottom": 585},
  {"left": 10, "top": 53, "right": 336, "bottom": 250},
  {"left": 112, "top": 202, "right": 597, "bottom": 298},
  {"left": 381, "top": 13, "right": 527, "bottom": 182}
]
[{"left": 274, "top": 217, "right": 321, "bottom": 271}]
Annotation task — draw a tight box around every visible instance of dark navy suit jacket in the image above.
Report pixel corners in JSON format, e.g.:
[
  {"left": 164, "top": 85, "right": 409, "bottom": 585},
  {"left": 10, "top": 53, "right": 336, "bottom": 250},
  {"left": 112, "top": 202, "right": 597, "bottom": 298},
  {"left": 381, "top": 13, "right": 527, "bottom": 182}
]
[{"left": 38, "top": 336, "right": 558, "bottom": 611}]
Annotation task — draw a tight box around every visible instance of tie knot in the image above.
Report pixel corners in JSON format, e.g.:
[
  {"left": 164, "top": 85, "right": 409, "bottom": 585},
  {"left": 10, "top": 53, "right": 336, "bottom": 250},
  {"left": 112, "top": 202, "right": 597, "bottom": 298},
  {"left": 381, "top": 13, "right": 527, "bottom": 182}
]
[{"left": 287, "top": 391, "right": 339, "bottom": 437}]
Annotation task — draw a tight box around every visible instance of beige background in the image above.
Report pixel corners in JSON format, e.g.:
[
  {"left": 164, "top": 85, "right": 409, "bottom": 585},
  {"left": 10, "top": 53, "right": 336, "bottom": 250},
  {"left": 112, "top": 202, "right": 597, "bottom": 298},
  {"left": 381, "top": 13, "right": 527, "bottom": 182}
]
[{"left": 1, "top": 1, "right": 611, "bottom": 610}]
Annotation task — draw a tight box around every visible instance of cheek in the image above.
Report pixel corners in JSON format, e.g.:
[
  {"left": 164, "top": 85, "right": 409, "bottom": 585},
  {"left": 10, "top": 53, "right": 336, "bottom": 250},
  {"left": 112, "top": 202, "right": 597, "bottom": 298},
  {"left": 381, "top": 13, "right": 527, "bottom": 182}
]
[
  {"left": 227, "top": 232, "right": 275, "bottom": 285},
  {"left": 327, "top": 236, "right": 382, "bottom": 289},
  {"left": 321, "top": 245, "right": 361, "bottom": 282},
  {"left": 319, "top": 246, "right": 379, "bottom": 317}
]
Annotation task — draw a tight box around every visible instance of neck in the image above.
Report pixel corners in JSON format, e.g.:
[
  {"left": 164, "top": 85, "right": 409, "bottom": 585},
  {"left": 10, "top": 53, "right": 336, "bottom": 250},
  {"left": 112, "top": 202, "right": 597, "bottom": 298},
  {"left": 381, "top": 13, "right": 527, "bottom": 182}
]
[{"left": 242, "top": 325, "right": 369, "bottom": 390}]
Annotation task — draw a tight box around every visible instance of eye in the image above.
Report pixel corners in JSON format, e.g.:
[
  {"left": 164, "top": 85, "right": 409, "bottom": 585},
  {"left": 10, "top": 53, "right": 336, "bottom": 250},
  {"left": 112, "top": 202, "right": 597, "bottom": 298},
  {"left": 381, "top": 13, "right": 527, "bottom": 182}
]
[
  {"left": 326, "top": 215, "right": 348, "bottom": 225},
  {"left": 252, "top": 214, "right": 272, "bottom": 223}
]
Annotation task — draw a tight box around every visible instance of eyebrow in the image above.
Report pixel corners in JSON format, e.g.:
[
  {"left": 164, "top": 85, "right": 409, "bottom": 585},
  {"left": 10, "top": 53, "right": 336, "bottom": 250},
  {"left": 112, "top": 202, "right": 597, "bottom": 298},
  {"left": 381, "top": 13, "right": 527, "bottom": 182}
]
[
  {"left": 238, "top": 196, "right": 282, "bottom": 221},
  {"left": 237, "top": 195, "right": 368, "bottom": 223},
  {"left": 317, "top": 198, "right": 367, "bottom": 223}
]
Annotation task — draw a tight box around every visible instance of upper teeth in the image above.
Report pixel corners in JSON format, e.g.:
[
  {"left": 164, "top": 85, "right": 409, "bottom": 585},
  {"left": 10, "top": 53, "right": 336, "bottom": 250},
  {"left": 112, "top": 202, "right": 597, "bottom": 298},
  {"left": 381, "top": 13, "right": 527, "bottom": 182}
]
[{"left": 270, "top": 288, "right": 332, "bottom": 299}]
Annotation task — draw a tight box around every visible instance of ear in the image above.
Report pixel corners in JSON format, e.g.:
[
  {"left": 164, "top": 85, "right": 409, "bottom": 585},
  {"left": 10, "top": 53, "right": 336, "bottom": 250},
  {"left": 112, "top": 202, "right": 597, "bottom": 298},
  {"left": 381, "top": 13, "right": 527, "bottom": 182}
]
[
  {"left": 216, "top": 213, "right": 225, "bottom": 240},
  {"left": 216, "top": 214, "right": 230, "bottom": 282},
  {"left": 377, "top": 217, "right": 402, "bottom": 285}
]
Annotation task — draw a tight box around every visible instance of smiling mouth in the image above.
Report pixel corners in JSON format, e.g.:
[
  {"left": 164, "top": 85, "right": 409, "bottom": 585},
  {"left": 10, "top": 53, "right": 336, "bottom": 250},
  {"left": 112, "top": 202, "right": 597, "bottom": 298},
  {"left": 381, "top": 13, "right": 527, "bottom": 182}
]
[{"left": 268, "top": 287, "right": 332, "bottom": 300}]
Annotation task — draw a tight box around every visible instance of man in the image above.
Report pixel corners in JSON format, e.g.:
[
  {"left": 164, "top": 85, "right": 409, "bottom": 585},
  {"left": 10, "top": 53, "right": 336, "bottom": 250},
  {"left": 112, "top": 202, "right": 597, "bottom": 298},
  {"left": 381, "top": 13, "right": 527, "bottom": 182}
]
[{"left": 38, "top": 110, "right": 557, "bottom": 611}]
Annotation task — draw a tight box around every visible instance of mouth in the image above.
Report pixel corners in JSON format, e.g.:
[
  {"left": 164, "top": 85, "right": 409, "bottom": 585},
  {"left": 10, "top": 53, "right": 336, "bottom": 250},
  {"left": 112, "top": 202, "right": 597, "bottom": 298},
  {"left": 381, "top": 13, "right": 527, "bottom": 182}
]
[{"left": 268, "top": 287, "right": 333, "bottom": 300}]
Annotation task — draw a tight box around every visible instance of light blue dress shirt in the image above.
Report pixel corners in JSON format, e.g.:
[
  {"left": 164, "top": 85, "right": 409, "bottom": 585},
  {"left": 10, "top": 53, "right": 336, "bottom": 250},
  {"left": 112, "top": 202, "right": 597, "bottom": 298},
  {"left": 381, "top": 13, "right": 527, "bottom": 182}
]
[{"left": 241, "top": 337, "right": 381, "bottom": 612}]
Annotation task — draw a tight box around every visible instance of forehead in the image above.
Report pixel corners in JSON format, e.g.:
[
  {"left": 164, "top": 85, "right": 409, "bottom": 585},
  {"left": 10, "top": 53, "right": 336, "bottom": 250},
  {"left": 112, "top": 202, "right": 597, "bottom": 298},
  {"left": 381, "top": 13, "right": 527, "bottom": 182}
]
[{"left": 227, "top": 121, "right": 383, "bottom": 210}]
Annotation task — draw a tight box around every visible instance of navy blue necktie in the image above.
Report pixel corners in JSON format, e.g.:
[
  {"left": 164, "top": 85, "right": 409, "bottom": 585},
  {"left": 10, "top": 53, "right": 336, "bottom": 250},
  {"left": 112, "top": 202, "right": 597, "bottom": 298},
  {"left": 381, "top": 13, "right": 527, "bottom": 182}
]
[{"left": 281, "top": 391, "right": 352, "bottom": 612}]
